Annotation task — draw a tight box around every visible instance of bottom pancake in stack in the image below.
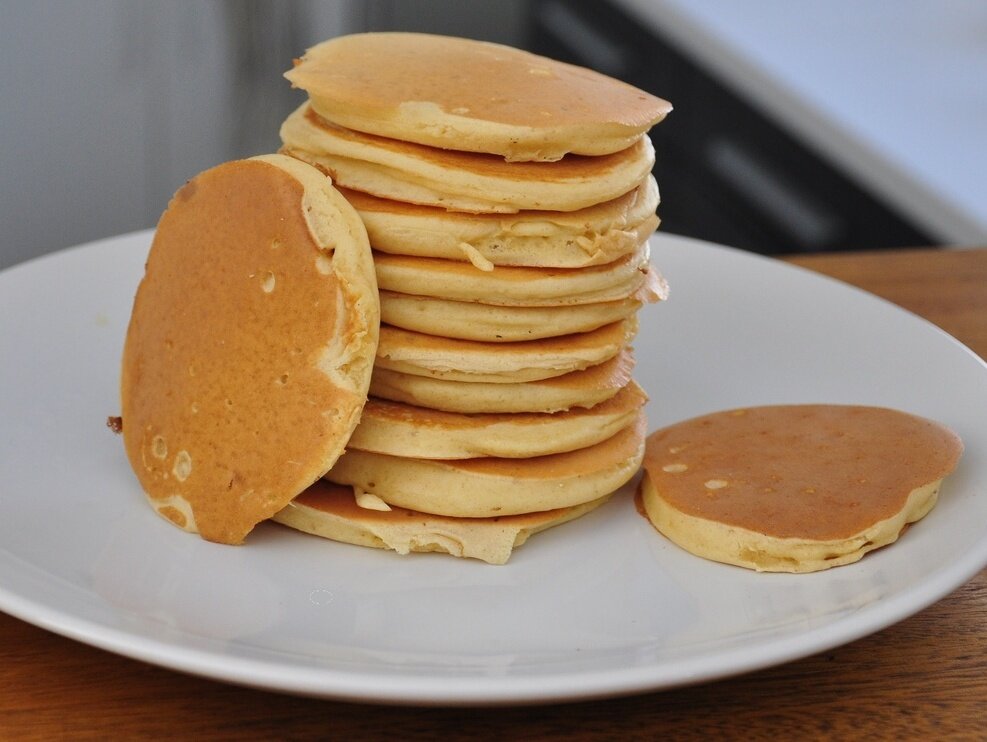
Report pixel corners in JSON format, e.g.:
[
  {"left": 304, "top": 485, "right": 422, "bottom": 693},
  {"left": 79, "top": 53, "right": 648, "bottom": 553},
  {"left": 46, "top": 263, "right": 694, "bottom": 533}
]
[
  {"left": 273, "top": 399, "right": 647, "bottom": 564},
  {"left": 275, "top": 481, "right": 614, "bottom": 566}
]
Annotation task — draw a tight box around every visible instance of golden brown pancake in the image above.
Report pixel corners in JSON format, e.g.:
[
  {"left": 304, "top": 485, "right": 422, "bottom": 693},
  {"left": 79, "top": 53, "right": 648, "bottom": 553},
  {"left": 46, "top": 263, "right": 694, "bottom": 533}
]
[
  {"left": 341, "top": 176, "right": 659, "bottom": 268},
  {"left": 379, "top": 290, "right": 643, "bottom": 342},
  {"left": 120, "top": 155, "right": 379, "bottom": 544},
  {"left": 285, "top": 32, "right": 671, "bottom": 161},
  {"left": 280, "top": 104, "right": 655, "bottom": 213},
  {"left": 639, "top": 405, "right": 964, "bottom": 572},
  {"left": 372, "top": 243, "right": 665, "bottom": 307},
  {"left": 349, "top": 381, "right": 647, "bottom": 459},
  {"left": 273, "top": 480, "right": 613, "bottom": 564},
  {"left": 369, "top": 349, "right": 636, "bottom": 414},
  {"left": 327, "top": 412, "right": 647, "bottom": 517},
  {"left": 374, "top": 318, "right": 636, "bottom": 383}
]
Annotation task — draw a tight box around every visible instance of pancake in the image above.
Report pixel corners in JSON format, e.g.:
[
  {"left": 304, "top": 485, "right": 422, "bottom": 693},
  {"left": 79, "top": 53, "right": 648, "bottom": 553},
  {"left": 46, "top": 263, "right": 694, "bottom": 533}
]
[
  {"left": 280, "top": 104, "right": 655, "bottom": 213},
  {"left": 327, "top": 412, "right": 646, "bottom": 517},
  {"left": 285, "top": 33, "right": 671, "bottom": 162},
  {"left": 373, "top": 243, "right": 666, "bottom": 307},
  {"left": 370, "top": 349, "right": 635, "bottom": 414},
  {"left": 375, "top": 318, "right": 636, "bottom": 383},
  {"left": 639, "top": 405, "right": 964, "bottom": 573},
  {"left": 120, "top": 154, "right": 379, "bottom": 544},
  {"left": 379, "top": 290, "right": 643, "bottom": 342},
  {"left": 342, "top": 176, "right": 659, "bottom": 268},
  {"left": 349, "top": 381, "right": 647, "bottom": 459},
  {"left": 273, "top": 480, "right": 613, "bottom": 564}
]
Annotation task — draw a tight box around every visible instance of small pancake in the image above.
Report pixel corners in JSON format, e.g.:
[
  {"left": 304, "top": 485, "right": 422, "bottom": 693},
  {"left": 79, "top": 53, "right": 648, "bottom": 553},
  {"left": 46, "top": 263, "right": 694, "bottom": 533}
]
[
  {"left": 380, "top": 290, "right": 643, "bottom": 342},
  {"left": 370, "top": 349, "right": 635, "bottom": 414},
  {"left": 273, "top": 480, "right": 613, "bottom": 565},
  {"left": 120, "top": 155, "right": 379, "bottom": 544},
  {"left": 342, "top": 176, "right": 659, "bottom": 268},
  {"left": 373, "top": 243, "right": 665, "bottom": 307},
  {"left": 327, "top": 412, "right": 646, "bottom": 517},
  {"left": 375, "top": 318, "right": 636, "bottom": 383},
  {"left": 285, "top": 33, "right": 671, "bottom": 162},
  {"left": 639, "top": 405, "right": 964, "bottom": 573},
  {"left": 349, "top": 381, "right": 648, "bottom": 459},
  {"left": 280, "top": 104, "right": 655, "bottom": 213}
]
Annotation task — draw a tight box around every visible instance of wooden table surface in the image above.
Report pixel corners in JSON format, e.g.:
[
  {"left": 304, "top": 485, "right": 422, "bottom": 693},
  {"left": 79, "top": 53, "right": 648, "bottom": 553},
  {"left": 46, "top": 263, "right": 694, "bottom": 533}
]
[{"left": 2, "top": 247, "right": 985, "bottom": 739}]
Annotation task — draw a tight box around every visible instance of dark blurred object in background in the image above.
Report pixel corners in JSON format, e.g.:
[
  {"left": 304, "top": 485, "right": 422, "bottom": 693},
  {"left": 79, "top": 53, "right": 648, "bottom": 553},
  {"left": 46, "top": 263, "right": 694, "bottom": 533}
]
[{"left": 527, "top": 0, "right": 932, "bottom": 255}]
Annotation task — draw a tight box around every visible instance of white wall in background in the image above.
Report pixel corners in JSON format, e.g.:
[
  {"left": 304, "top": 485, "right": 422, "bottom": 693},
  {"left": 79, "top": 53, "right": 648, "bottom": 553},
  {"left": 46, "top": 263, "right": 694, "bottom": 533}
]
[
  {"left": 0, "top": 1, "right": 358, "bottom": 269},
  {"left": 0, "top": 0, "right": 528, "bottom": 269}
]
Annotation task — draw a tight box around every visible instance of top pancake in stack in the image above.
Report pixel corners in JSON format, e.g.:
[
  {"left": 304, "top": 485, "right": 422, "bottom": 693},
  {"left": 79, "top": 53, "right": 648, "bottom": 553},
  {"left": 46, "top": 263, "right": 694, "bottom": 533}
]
[
  {"left": 283, "top": 32, "right": 671, "bottom": 162},
  {"left": 275, "top": 33, "right": 672, "bottom": 563}
]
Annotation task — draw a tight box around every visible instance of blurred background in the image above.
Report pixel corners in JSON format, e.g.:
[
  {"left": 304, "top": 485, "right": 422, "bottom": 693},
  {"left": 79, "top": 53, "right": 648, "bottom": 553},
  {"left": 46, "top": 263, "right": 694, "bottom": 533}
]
[{"left": 2, "top": 0, "right": 985, "bottom": 269}]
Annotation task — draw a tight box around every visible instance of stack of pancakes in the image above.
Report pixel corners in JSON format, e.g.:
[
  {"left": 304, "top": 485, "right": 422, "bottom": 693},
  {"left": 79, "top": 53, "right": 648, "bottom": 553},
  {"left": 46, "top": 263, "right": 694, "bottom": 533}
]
[{"left": 272, "top": 33, "right": 673, "bottom": 563}]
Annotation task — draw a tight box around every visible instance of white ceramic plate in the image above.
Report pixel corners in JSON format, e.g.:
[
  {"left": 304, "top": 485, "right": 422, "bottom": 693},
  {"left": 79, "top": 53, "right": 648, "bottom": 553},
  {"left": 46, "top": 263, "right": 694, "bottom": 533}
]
[{"left": 1, "top": 231, "right": 985, "bottom": 705}]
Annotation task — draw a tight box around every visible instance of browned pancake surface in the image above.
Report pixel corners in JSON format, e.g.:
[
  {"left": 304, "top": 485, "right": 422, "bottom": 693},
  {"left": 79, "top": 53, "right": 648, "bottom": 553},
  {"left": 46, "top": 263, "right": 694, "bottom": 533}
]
[
  {"left": 452, "top": 412, "right": 646, "bottom": 479},
  {"left": 340, "top": 183, "right": 648, "bottom": 221},
  {"left": 304, "top": 107, "right": 650, "bottom": 181},
  {"left": 642, "top": 405, "right": 963, "bottom": 541},
  {"left": 287, "top": 33, "right": 670, "bottom": 131},
  {"left": 361, "top": 381, "right": 647, "bottom": 432},
  {"left": 378, "top": 319, "right": 631, "bottom": 357},
  {"left": 121, "top": 160, "right": 364, "bottom": 544},
  {"left": 294, "top": 480, "right": 582, "bottom": 528}
]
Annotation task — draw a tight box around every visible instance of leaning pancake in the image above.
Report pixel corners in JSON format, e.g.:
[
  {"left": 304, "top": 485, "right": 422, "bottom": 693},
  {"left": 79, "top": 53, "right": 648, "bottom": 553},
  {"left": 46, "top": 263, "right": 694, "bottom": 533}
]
[
  {"left": 373, "top": 243, "right": 665, "bottom": 307},
  {"left": 370, "top": 349, "right": 635, "bottom": 414},
  {"left": 343, "top": 176, "right": 659, "bottom": 268},
  {"left": 349, "top": 381, "right": 647, "bottom": 459},
  {"left": 639, "top": 405, "right": 964, "bottom": 573},
  {"left": 375, "top": 319, "right": 635, "bottom": 383},
  {"left": 285, "top": 32, "right": 672, "bottom": 162},
  {"left": 327, "top": 412, "right": 646, "bottom": 517},
  {"left": 280, "top": 104, "right": 655, "bottom": 213},
  {"left": 273, "top": 481, "right": 613, "bottom": 565},
  {"left": 380, "top": 290, "right": 643, "bottom": 342},
  {"left": 120, "top": 154, "right": 379, "bottom": 544}
]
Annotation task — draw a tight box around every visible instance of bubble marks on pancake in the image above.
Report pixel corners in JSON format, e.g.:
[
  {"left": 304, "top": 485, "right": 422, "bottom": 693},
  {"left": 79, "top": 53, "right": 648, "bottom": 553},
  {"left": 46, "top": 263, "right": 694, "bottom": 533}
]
[
  {"left": 638, "top": 405, "right": 963, "bottom": 573},
  {"left": 120, "top": 155, "right": 379, "bottom": 544}
]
